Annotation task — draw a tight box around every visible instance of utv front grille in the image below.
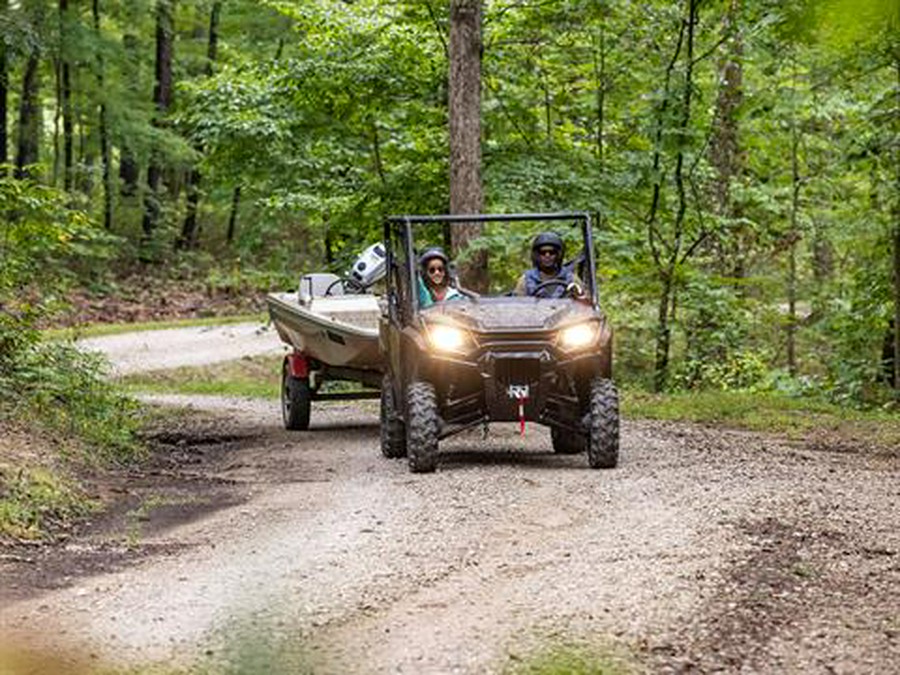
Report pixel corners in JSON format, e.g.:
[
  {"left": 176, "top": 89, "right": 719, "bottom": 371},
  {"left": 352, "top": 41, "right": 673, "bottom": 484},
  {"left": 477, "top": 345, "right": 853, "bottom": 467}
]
[{"left": 490, "top": 355, "right": 542, "bottom": 387}]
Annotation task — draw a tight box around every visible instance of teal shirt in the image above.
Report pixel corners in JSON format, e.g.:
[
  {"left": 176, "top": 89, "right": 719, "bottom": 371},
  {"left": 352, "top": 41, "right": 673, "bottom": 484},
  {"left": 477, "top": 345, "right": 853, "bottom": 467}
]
[{"left": 418, "top": 277, "right": 462, "bottom": 307}]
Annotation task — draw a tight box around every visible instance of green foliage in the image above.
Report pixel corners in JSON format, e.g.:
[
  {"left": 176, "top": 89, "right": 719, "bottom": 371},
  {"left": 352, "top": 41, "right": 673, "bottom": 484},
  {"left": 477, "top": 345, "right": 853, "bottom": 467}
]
[
  {"left": 623, "top": 388, "right": 900, "bottom": 445},
  {"left": 0, "top": 173, "right": 140, "bottom": 463},
  {"left": 0, "top": 0, "right": 896, "bottom": 404},
  {"left": 0, "top": 333, "right": 143, "bottom": 464},
  {"left": 0, "top": 171, "right": 120, "bottom": 297},
  {"left": 503, "top": 642, "right": 630, "bottom": 675},
  {"left": 121, "top": 354, "right": 282, "bottom": 399},
  {"left": 0, "top": 466, "right": 93, "bottom": 541}
]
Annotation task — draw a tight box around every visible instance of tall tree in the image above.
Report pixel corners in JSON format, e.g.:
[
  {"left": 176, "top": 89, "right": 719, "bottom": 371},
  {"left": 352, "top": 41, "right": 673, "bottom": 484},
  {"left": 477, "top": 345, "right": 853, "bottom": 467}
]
[
  {"left": 142, "top": 0, "right": 176, "bottom": 242},
  {"left": 0, "top": 0, "right": 8, "bottom": 171},
  {"left": 709, "top": 0, "right": 744, "bottom": 276},
  {"left": 647, "top": 0, "right": 704, "bottom": 392},
  {"left": 891, "top": 52, "right": 899, "bottom": 390},
  {"left": 59, "top": 0, "right": 73, "bottom": 192},
  {"left": 93, "top": 0, "right": 112, "bottom": 229},
  {"left": 178, "top": 0, "right": 221, "bottom": 250},
  {"left": 449, "top": 0, "right": 486, "bottom": 290},
  {"left": 15, "top": 51, "right": 41, "bottom": 179},
  {"left": 118, "top": 33, "right": 141, "bottom": 196}
]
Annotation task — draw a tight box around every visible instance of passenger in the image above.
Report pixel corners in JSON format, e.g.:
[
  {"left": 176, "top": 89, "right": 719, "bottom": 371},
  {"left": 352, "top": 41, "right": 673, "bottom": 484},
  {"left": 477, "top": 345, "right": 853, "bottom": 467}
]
[
  {"left": 418, "top": 247, "right": 462, "bottom": 307},
  {"left": 515, "top": 232, "right": 581, "bottom": 298}
]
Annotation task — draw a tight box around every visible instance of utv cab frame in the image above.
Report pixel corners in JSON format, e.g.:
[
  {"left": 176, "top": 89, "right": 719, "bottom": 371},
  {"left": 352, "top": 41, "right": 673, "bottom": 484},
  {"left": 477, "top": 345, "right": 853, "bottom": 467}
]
[{"left": 379, "top": 212, "right": 619, "bottom": 473}]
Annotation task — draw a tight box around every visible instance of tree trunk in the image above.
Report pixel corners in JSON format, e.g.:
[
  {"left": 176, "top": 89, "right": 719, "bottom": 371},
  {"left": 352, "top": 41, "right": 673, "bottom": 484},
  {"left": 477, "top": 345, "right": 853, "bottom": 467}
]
[
  {"left": 60, "top": 0, "right": 74, "bottom": 193},
  {"left": 119, "top": 32, "right": 140, "bottom": 195},
  {"left": 655, "top": 274, "right": 673, "bottom": 393},
  {"left": 449, "top": 0, "right": 486, "bottom": 291},
  {"left": 178, "top": 0, "right": 221, "bottom": 250},
  {"left": 892, "top": 55, "right": 900, "bottom": 390},
  {"left": 709, "top": 0, "right": 743, "bottom": 277},
  {"left": 226, "top": 185, "right": 241, "bottom": 245},
  {"left": 786, "top": 72, "right": 802, "bottom": 377},
  {"left": 142, "top": 0, "right": 176, "bottom": 242},
  {"left": 652, "top": 0, "right": 698, "bottom": 392},
  {"left": 0, "top": 0, "right": 8, "bottom": 171},
  {"left": 592, "top": 22, "right": 607, "bottom": 173},
  {"left": 93, "top": 0, "right": 112, "bottom": 229},
  {"left": 15, "top": 52, "right": 41, "bottom": 179}
]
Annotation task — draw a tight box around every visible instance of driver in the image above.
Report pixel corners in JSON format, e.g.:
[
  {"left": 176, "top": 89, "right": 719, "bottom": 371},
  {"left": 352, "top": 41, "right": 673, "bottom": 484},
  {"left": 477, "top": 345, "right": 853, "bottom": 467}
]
[
  {"left": 418, "top": 247, "right": 462, "bottom": 308},
  {"left": 515, "top": 232, "right": 580, "bottom": 298}
]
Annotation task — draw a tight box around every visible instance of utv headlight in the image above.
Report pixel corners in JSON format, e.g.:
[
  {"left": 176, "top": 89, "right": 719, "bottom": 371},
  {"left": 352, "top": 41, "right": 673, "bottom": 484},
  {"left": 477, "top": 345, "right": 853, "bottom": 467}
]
[
  {"left": 558, "top": 322, "right": 599, "bottom": 351},
  {"left": 427, "top": 324, "right": 469, "bottom": 354}
]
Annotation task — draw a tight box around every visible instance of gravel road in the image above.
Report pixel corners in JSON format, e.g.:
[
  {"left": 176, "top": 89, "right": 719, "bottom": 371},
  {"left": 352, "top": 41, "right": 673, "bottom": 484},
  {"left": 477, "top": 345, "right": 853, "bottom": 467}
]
[
  {"left": 75, "top": 321, "right": 284, "bottom": 375},
  {"left": 0, "top": 329, "right": 897, "bottom": 674}
]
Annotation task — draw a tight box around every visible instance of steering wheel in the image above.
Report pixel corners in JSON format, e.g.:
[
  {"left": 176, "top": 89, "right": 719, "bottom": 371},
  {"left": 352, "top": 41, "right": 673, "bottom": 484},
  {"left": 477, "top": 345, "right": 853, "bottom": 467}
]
[
  {"left": 324, "top": 278, "right": 349, "bottom": 296},
  {"left": 531, "top": 279, "right": 571, "bottom": 298}
]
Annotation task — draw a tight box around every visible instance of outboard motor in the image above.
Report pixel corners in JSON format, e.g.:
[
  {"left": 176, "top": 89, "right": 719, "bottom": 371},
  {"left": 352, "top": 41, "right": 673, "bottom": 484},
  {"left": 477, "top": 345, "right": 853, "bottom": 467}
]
[{"left": 347, "top": 242, "right": 387, "bottom": 291}]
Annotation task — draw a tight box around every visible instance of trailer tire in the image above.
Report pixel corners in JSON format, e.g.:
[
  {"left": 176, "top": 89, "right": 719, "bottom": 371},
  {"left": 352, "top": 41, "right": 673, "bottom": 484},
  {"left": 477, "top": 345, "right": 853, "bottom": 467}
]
[
  {"left": 587, "top": 377, "right": 619, "bottom": 469},
  {"left": 380, "top": 374, "right": 407, "bottom": 458},
  {"left": 282, "top": 360, "right": 311, "bottom": 431},
  {"left": 406, "top": 381, "right": 439, "bottom": 473},
  {"left": 551, "top": 425, "right": 585, "bottom": 454}
]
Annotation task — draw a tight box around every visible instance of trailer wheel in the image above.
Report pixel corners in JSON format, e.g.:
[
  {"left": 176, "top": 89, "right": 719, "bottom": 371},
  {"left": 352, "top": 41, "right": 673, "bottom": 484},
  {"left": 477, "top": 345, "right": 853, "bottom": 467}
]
[
  {"left": 406, "top": 381, "right": 439, "bottom": 473},
  {"left": 282, "top": 360, "right": 311, "bottom": 430},
  {"left": 586, "top": 377, "right": 619, "bottom": 469},
  {"left": 380, "top": 374, "right": 407, "bottom": 458},
  {"left": 551, "top": 425, "right": 585, "bottom": 454}
]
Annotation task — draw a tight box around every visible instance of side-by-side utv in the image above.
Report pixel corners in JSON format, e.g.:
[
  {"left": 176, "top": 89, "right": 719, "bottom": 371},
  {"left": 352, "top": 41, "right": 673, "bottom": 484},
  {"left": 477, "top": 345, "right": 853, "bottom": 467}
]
[{"left": 379, "top": 212, "right": 619, "bottom": 473}]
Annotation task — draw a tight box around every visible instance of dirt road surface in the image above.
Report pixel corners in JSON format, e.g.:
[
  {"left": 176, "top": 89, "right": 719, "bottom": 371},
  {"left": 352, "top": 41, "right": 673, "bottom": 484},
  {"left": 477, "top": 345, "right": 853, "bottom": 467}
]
[
  {"left": 0, "top": 328, "right": 898, "bottom": 674},
  {"left": 75, "top": 321, "right": 284, "bottom": 375}
]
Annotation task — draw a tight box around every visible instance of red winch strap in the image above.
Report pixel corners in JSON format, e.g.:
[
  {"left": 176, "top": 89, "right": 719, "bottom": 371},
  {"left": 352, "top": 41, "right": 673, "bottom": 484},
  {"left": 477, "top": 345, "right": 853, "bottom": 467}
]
[{"left": 517, "top": 397, "right": 528, "bottom": 436}]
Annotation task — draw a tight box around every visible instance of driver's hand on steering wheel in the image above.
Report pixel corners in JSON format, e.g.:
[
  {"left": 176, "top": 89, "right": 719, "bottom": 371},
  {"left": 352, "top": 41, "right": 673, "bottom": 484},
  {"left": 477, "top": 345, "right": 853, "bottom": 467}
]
[{"left": 566, "top": 282, "right": 587, "bottom": 300}]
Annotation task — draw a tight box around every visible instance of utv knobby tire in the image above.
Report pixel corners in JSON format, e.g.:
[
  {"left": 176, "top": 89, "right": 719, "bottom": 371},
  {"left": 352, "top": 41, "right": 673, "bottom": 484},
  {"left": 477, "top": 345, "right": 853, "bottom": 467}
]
[
  {"left": 380, "top": 374, "right": 407, "bottom": 458},
  {"left": 587, "top": 377, "right": 619, "bottom": 469},
  {"left": 282, "top": 361, "right": 311, "bottom": 431},
  {"left": 551, "top": 425, "right": 585, "bottom": 454},
  {"left": 406, "top": 381, "right": 439, "bottom": 473}
]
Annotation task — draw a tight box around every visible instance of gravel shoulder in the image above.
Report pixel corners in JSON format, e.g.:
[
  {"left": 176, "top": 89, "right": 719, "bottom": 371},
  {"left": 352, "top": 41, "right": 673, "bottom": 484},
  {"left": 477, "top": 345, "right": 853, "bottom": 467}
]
[
  {"left": 75, "top": 321, "right": 284, "bottom": 375},
  {"left": 0, "top": 331, "right": 897, "bottom": 674}
]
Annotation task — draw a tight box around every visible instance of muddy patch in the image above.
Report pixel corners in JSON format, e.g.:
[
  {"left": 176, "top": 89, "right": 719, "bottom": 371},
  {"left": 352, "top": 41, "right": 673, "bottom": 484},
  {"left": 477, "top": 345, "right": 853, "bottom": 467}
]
[{"left": 0, "top": 413, "right": 266, "bottom": 605}]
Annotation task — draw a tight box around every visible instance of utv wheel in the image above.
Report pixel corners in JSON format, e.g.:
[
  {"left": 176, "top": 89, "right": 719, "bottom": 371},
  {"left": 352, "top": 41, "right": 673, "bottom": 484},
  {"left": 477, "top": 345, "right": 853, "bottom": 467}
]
[
  {"left": 406, "top": 381, "right": 439, "bottom": 473},
  {"left": 587, "top": 377, "right": 619, "bottom": 469},
  {"left": 282, "top": 359, "right": 311, "bottom": 431},
  {"left": 551, "top": 425, "right": 585, "bottom": 454},
  {"left": 380, "top": 374, "right": 407, "bottom": 458}
]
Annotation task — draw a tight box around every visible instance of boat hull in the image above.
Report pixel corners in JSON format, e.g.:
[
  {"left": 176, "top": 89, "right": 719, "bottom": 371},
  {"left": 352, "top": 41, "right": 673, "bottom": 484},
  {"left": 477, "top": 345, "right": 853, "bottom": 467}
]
[{"left": 267, "top": 292, "right": 383, "bottom": 373}]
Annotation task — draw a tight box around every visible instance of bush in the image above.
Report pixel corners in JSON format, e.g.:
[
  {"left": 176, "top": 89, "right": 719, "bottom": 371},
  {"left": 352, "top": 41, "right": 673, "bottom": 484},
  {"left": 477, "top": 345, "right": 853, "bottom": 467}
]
[
  {"left": 0, "top": 466, "right": 93, "bottom": 540},
  {"left": 0, "top": 319, "right": 142, "bottom": 465},
  {"left": 672, "top": 349, "right": 771, "bottom": 392},
  {"left": 0, "top": 174, "right": 142, "bottom": 465}
]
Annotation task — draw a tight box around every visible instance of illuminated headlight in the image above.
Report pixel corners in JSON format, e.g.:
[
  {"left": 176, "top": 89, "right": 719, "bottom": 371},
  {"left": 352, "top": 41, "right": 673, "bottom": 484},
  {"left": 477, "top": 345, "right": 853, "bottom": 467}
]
[
  {"left": 427, "top": 324, "right": 468, "bottom": 353},
  {"left": 558, "top": 322, "right": 599, "bottom": 351}
]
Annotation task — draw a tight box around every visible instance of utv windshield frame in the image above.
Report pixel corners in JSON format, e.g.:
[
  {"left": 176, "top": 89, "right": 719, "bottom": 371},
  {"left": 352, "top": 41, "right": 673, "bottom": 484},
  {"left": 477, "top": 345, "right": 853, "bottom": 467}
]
[{"left": 382, "top": 212, "right": 598, "bottom": 320}]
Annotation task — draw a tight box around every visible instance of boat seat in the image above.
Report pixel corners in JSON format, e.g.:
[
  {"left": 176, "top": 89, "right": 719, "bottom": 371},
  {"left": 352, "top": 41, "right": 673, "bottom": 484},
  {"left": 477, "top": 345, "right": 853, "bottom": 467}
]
[{"left": 309, "top": 294, "right": 381, "bottom": 331}]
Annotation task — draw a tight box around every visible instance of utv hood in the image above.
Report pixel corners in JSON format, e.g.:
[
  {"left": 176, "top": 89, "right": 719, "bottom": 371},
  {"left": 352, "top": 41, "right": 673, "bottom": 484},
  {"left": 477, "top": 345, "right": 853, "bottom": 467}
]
[{"left": 421, "top": 296, "right": 598, "bottom": 333}]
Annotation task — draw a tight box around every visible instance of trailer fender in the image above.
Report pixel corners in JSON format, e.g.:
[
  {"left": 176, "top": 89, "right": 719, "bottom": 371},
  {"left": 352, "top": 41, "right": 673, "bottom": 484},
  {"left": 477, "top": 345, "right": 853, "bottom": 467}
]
[{"left": 286, "top": 352, "right": 310, "bottom": 379}]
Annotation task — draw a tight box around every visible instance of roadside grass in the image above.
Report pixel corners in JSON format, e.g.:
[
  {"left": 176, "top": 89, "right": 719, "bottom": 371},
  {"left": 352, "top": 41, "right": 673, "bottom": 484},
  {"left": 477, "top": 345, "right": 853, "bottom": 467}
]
[
  {"left": 44, "top": 312, "right": 268, "bottom": 341},
  {"left": 0, "top": 461, "right": 96, "bottom": 540},
  {"left": 119, "top": 354, "right": 283, "bottom": 399},
  {"left": 1, "top": 333, "right": 146, "bottom": 541},
  {"left": 503, "top": 642, "right": 633, "bottom": 675},
  {"left": 122, "top": 354, "right": 900, "bottom": 451},
  {"left": 624, "top": 389, "right": 900, "bottom": 449}
]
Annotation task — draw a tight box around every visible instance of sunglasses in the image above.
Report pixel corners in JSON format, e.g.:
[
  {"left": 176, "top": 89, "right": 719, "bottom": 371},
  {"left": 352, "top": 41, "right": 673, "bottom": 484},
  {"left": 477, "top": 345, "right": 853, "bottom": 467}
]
[
  {"left": 427, "top": 265, "right": 445, "bottom": 274},
  {"left": 538, "top": 248, "right": 559, "bottom": 257}
]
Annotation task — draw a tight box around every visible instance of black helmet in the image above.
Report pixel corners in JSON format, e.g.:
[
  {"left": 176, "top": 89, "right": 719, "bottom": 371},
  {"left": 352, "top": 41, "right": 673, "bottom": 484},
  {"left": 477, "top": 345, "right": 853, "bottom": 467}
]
[
  {"left": 531, "top": 232, "right": 564, "bottom": 268},
  {"left": 418, "top": 246, "right": 449, "bottom": 269}
]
